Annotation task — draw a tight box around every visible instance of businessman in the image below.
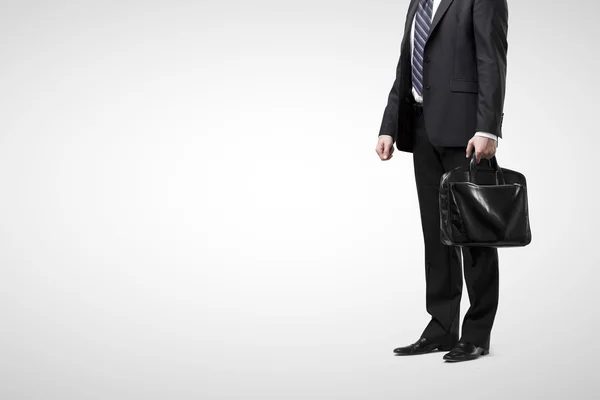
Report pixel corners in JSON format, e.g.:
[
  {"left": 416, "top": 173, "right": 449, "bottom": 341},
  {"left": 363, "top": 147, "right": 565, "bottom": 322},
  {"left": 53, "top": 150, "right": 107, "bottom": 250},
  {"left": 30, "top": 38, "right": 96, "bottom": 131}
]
[{"left": 375, "top": 0, "right": 508, "bottom": 362}]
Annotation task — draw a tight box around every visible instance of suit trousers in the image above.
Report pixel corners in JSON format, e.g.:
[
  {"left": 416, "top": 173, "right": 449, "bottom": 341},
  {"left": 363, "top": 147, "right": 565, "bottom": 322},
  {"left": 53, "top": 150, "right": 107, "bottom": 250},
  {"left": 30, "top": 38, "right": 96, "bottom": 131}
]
[{"left": 412, "top": 107, "right": 499, "bottom": 350}]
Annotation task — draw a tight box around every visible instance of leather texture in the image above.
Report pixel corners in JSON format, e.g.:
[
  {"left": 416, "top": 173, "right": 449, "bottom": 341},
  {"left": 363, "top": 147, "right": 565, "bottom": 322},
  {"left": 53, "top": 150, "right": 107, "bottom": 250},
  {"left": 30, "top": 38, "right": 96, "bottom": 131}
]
[
  {"left": 439, "top": 154, "right": 532, "bottom": 248},
  {"left": 443, "top": 341, "right": 489, "bottom": 362},
  {"left": 378, "top": 0, "right": 509, "bottom": 152},
  {"left": 393, "top": 337, "right": 455, "bottom": 355}
]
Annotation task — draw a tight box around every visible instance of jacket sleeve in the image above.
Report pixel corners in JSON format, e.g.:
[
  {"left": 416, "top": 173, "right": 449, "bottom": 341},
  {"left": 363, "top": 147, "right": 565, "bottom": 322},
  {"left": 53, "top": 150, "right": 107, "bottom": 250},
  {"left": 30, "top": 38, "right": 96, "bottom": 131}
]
[
  {"left": 378, "top": 54, "right": 403, "bottom": 143},
  {"left": 473, "top": 0, "right": 508, "bottom": 137}
]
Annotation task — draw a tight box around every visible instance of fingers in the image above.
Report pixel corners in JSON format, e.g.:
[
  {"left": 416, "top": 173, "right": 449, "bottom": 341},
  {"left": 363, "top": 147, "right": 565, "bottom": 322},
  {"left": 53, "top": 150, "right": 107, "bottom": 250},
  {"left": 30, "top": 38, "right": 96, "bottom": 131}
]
[
  {"left": 480, "top": 140, "right": 497, "bottom": 161},
  {"left": 382, "top": 146, "right": 390, "bottom": 160},
  {"left": 375, "top": 139, "right": 394, "bottom": 161},
  {"left": 375, "top": 142, "right": 383, "bottom": 158},
  {"left": 467, "top": 137, "right": 497, "bottom": 164},
  {"left": 466, "top": 139, "right": 474, "bottom": 159},
  {"left": 381, "top": 146, "right": 393, "bottom": 160}
]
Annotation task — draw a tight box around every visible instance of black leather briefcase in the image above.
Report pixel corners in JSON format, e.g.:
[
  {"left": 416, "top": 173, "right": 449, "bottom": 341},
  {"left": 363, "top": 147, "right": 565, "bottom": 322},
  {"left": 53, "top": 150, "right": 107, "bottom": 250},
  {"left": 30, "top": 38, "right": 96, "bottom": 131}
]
[{"left": 439, "top": 155, "right": 532, "bottom": 247}]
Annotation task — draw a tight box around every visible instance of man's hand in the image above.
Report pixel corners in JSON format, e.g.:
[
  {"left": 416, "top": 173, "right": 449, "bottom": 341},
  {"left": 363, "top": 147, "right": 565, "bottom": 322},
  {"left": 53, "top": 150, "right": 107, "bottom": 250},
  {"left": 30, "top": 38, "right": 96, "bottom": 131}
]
[
  {"left": 376, "top": 135, "right": 394, "bottom": 161},
  {"left": 466, "top": 135, "right": 496, "bottom": 163}
]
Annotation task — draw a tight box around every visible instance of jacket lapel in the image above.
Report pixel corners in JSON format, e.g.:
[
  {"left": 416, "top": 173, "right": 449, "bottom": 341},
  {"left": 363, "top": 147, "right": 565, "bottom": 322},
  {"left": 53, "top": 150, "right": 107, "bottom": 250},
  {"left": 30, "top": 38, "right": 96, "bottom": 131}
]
[{"left": 429, "top": 0, "right": 455, "bottom": 40}]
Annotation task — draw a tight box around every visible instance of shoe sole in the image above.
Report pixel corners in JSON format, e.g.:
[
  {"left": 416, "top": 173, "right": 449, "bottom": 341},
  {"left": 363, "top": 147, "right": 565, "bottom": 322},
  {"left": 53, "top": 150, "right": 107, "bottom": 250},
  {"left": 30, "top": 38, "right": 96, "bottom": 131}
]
[
  {"left": 394, "top": 345, "right": 455, "bottom": 356},
  {"left": 443, "top": 350, "right": 490, "bottom": 362}
]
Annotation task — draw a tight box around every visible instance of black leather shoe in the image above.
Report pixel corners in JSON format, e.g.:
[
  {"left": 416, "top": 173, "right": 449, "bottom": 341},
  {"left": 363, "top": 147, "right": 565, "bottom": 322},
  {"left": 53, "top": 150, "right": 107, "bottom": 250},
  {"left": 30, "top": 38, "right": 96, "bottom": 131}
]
[
  {"left": 394, "top": 337, "right": 455, "bottom": 356},
  {"left": 443, "top": 342, "right": 489, "bottom": 362}
]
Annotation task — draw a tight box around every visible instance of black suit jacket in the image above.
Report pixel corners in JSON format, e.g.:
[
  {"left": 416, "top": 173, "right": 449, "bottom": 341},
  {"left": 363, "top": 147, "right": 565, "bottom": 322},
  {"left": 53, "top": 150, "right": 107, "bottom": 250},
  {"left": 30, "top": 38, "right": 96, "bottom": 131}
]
[{"left": 378, "top": 0, "right": 508, "bottom": 152}]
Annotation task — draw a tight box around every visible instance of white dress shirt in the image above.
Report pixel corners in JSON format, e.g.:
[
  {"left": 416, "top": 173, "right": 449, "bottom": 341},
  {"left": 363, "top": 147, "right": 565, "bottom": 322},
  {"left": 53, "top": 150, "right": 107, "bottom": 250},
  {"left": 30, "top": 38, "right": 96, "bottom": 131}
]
[{"left": 410, "top": 0, "right": 498, "bottom": 142}]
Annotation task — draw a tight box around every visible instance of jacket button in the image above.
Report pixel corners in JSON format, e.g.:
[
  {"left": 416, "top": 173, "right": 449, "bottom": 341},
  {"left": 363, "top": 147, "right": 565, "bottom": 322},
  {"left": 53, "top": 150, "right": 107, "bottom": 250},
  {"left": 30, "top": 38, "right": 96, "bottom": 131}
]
[
  {"left": 425, "top": 85, "right": 430, "bottom": 90},
  {"left": 424, "top": 57, "right": 430, "bottom": 63}
]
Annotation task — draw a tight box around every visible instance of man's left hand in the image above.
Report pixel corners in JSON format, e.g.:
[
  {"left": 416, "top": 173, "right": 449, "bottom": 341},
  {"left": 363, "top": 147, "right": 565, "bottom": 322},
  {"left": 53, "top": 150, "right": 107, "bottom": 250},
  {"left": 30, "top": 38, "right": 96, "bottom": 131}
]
[{"left": 466, "top": 136, "right": 497, "bottom": 163}]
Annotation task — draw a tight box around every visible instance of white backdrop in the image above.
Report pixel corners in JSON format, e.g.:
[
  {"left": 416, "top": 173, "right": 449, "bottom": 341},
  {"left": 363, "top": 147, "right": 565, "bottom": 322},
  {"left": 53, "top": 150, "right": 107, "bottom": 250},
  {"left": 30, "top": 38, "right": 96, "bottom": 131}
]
[{"left": 1, "top": 0, "right": 599, "bottom": 399}]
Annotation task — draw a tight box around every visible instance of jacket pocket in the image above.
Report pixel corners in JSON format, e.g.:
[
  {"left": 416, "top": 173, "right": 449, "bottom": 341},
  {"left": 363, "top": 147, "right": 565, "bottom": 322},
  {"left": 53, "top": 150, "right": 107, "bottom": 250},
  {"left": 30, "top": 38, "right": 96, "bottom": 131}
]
[{"left": 450, "top": 79, "right": 478, "bottom": 93}]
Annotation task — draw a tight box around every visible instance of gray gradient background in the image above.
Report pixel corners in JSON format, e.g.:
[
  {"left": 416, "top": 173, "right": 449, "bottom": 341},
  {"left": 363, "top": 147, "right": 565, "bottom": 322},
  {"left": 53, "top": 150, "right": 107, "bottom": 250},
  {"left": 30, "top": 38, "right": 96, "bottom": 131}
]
[{"left": 1, "top": 0, "right": 599, "bottom": 399}]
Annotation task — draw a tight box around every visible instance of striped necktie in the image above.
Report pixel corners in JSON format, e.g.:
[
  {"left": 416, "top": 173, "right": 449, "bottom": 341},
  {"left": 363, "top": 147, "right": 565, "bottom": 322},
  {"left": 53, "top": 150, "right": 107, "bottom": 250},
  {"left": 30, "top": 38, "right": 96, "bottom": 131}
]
[{"left": 412, "top": 0, "right": 433, "bottom": 97}]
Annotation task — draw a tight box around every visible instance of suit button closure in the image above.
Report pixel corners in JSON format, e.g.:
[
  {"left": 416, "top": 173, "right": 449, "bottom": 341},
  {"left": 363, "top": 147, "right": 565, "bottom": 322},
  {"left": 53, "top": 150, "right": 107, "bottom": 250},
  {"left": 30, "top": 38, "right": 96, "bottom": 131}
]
[
  {"left": 425, "top": 85, "right": 430, "bottom": 90},
  {"left": 424, "top": 57, "right": 430, "bottom": 63}
]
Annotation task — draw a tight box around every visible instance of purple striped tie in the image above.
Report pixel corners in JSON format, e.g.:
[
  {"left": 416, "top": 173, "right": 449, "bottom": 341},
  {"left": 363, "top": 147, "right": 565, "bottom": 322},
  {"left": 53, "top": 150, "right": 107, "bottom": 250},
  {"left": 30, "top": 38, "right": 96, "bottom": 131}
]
[{"left": 413, "top": 0, "right": 433, "bottom": 97}]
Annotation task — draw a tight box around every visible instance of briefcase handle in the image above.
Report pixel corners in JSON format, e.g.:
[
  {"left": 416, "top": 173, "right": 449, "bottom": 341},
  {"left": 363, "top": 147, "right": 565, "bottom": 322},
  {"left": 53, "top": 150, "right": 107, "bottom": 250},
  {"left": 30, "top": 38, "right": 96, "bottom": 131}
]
[{"left": 469, "top": 154, "right": 506, "bottom": 185}]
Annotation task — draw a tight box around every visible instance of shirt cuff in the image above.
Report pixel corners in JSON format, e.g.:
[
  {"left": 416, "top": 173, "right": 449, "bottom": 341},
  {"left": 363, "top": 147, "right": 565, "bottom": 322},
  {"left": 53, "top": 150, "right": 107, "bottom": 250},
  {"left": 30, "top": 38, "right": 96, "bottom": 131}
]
[{"left": 474, "top": 132, "right": 498, "bottom": 141}]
